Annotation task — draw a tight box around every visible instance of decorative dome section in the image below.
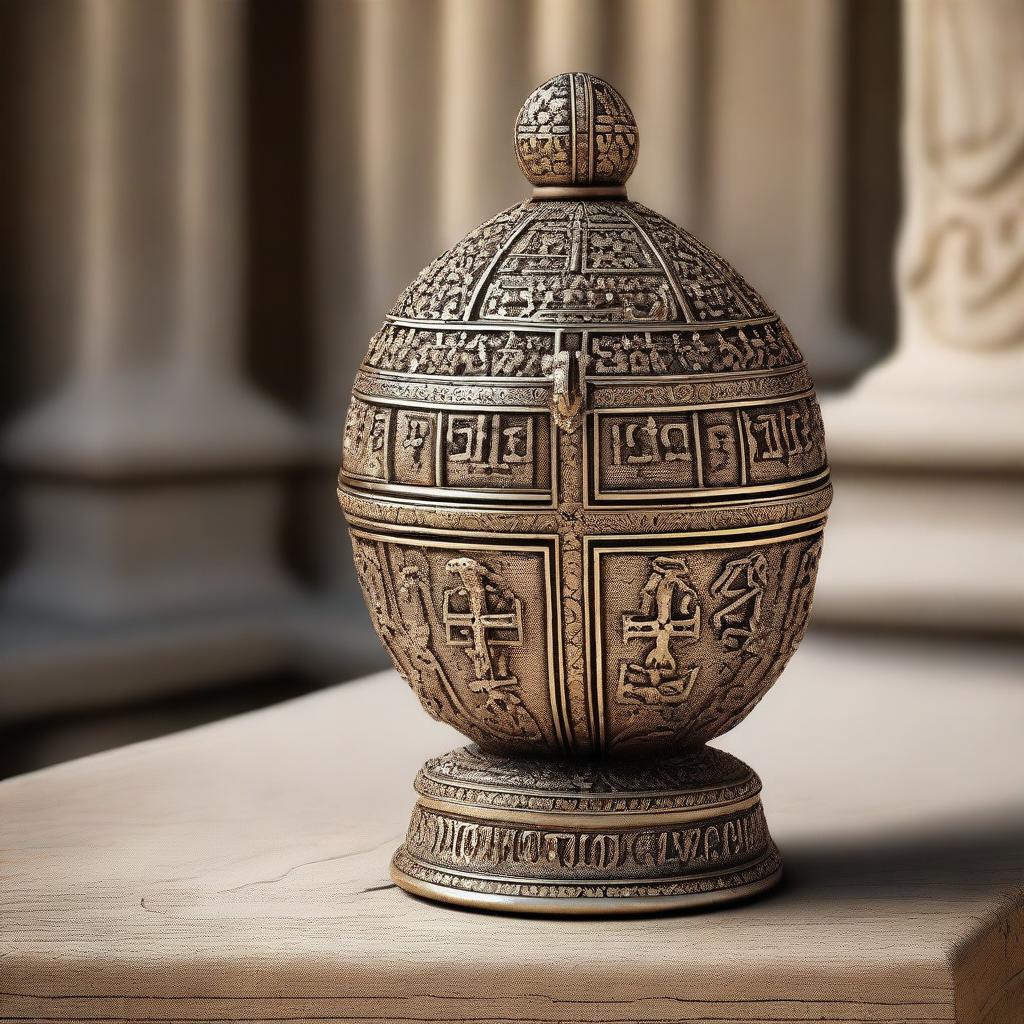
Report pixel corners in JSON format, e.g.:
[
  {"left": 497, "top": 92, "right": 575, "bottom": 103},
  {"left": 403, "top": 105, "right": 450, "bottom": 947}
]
[
  {"left": 388, "top": 199, "right": 774, "bottom": 328},
  {"left": 515, "top": 73, "right": 638, "bottom": 189},
  {"left": 476, "top": 200, "right": 773, "bottom": 324}
]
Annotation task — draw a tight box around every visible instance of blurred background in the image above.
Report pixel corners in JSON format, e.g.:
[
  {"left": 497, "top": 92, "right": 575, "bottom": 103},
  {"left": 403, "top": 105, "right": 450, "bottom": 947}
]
[{"left": 0, "top": 0, "right": 1019, "bottom": 777}]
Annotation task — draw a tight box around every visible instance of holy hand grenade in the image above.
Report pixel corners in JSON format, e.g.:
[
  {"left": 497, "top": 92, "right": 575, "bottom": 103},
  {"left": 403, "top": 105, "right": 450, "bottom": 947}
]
[{"left": 338, "top": 73, "right": 830, "bottom": 914}]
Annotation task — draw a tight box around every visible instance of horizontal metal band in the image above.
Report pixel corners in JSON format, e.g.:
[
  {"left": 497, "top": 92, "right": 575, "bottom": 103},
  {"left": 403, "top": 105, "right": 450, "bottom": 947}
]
[
  {"left": 584, "top": 519, "right": 825, "bottom": 555},
  {"left": 353, "top": 366, "right": 813, "bottom": 409},
  {"left": 338, "top": 477, "right": 556, "bottom": 511},
  {"left": 351, "top": 386, "right": 549, "bottom": 413},
  {"left": 414, "top": 792, "right": 762, "bottom": 830},
  {"left": 390, "top": 860, "right": 782, "bottom": 914},
  {"left": 383, "top": 314, "right": 782, "bottom": 332},
  {"left": 360, "top": 360, "right": 804, "bottom": 386},
  {"left": 586, "top": 468, "right": 832, "bottom": 508},
  {"left": 341, "top": 505, "right": 829, "bottom": 545},
  {"left": 531, "top": 185, "right": 627, "bottom": 199}
]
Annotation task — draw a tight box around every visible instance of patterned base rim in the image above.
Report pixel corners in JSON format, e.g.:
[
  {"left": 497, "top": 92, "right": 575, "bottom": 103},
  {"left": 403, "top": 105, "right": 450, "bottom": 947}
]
[
  {"left": 391, "top": 744, "right": 783, "bottom": 916},
  {"left": 390, "top": 851, "right": 782, "bottom": 916}
]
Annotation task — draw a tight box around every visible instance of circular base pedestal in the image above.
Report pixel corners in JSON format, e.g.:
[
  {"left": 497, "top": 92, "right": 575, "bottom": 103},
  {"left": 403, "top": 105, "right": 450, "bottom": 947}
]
[{"left": 391, "top": 744, "right": 782, "bottom": 916}]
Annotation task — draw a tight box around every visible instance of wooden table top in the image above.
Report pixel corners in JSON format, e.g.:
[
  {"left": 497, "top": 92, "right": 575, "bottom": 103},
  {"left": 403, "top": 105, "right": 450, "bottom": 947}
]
[{"left": 2, "top": 631, "right": 1022, "bottom": 1024}]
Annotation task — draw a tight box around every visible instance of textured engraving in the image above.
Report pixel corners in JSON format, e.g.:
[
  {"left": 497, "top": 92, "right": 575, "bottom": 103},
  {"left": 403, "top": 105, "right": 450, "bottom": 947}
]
[
  {"left": 783, "top": 535, "right": 823, "bottom": 654},
  {"left": 406, "top": 803, "right": 768, "bottom": 880},
  {"left": 342, "top": 396, "right": 553, "bottom": 503},
  {"left": 363, "top": 323, "right": 803, "bottom": 379},
  {"left": 353, "top": 370, "right": 550, "bottom": 409},
  {"left": 393, "top": 842, "right": 780, "bottom": 902},
  {"left": 587, "top": 365, "right": 813, "bottom": 408},
  {"left": 391, "top": 203, "right": 530, "bottom": 321},
  {"left": 392, "top": 743, "right": 779, "bottom": 906},
  {"left": 416, "top": 743, "right": 761, "bottom": 811},
  {"left": 342, "top": 397, "right": 390, "bottom": 481},
  {"left": 711, "top": 553, "right": 768, "bottom": 651},
  {"left": 592, "top": 397, "right": 826, "bottom": 502},
  {"left": 338, "top": 483, "right": 833, "bottom": 543},
  {"left": 593, "top": 526, "right": 825, "bottom": 754},
  {"left": 442, "top": 557, "right": 530, "bottom": 732},
  {"left": 515, "top": 72, "right": 638, "bottom": 188},
  {"left": 744, "top": 397, "right": 826, "bottom": 485},
  {"left": 479, "top": 202, "right": 677, "bottom": 322},
  {"left": 588, "top": 322, "right": 801, "bottom": 375},
  {"left": 633, "top": 202, "right": 772, "bottom": 322},
  {"left": 366, "top": 325, "right": 554, "bottom": 377},
  {"left": 444, "top": 412, "right": 544, "bottom": 489}
]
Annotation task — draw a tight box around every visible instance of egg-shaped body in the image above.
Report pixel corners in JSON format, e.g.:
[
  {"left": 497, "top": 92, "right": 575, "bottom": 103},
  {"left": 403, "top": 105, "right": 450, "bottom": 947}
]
[{"left": 339, "top": 191, "right": 830, "bottom": 759}]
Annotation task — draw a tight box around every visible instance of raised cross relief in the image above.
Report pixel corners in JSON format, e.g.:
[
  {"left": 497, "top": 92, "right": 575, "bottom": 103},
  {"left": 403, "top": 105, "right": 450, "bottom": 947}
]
[
  {"left": 617, "top": 556, "right": 701, "bottom": 708},
  {"left": 442, "top": 557, "right": 541, "bottom": 742}
]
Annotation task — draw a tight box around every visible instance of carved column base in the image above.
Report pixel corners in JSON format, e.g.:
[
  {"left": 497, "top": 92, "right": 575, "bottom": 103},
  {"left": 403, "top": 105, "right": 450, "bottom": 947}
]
[{"left": 391, "top": 744, "right": 781, "bottom": 916}]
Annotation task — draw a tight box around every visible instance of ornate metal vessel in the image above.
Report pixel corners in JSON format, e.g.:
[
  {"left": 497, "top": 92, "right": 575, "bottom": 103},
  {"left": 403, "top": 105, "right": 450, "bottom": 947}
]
[{"left": 339, "top": 73, "right": 830, "bottom": 914}]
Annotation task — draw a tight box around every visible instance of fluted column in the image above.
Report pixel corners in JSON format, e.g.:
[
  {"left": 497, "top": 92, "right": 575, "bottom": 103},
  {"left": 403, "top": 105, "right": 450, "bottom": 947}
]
[
  {"left": 528, "top": 0, "right": 614, "bottom": 78},
  {"left": 816, "top": 0, "right": 1024, "bottom": 632},
  {"left": 618, "top": 0, "right": 705, "bottom": 232},
  {"left": 438, "top": 0, "right": 530, "bottom": 243},
  {"left": 702, "top": 0, "right": 871, "bottom": 385},
  {"left": 1, "top": 0, "right": 309, "bottom": 702}
]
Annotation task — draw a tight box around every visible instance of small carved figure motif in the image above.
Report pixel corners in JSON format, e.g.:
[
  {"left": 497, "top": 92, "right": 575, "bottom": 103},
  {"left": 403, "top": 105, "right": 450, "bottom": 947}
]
[
  {"left": 443, "top": 557, "right": 542, "bottom": 741},
  {"left": 402, "top": 414, "right": 431, "bottom": 470},
  {"left": 352, "top": 540, "right": 445, "bottom": 721},
  {"left": 618, "top": 557, "right": 702, "bottom": 708},
  {"left": 711, "top": 552, "right": 769, "bottom": 651}
]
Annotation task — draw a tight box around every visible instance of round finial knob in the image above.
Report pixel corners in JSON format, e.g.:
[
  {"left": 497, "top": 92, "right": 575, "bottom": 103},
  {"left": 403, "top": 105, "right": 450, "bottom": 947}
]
[{"left": 515, "top": 72, "right": 638, "bottom": 193}]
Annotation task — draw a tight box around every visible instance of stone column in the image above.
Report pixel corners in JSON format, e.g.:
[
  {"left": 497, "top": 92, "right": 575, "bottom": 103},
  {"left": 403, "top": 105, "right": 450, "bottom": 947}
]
[
  {"left": 816, "top": 0, "right": 1024, "bottom": 632},
  {"left": 618, "top": 0, "right": 705, "bottom": 232},
  {"left": 1, "top": 0, "right": 310, "bottom": 712},
  {"left": 703, "top": 0, "right": 873, "bottom": 386},
  {"left": 438, "top": 0, "right": 530, "bottom": 242}
]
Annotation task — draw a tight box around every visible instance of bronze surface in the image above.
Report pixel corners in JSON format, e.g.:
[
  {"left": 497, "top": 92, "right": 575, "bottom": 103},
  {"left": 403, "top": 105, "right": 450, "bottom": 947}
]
[
  {"left": 338, "top": 72, "right": 829, "bottom": 913},
  {"left": 391, "top": 744, "right": 781, "bottom": 915}
]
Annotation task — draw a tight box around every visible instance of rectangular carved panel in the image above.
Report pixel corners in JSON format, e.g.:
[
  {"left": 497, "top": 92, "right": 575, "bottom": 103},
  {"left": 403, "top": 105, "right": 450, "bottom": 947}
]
[
  {"left": 393, "top": 409, "right": 437, "bottom": 486},
  {"left": 586, "top": 525, "right": 824, "bottom": 754},
  {"left": 349, "top": 527, "right": 570, "bottom": 755},
  {"left": 341, "top": 396, "right": 555, "bottom": 507},
  {"left": 588, "top": 397, "right": 825, "bottom": 504},
  {"left": 342, "top": 396, "right": 391, "bottom": 482},
  {"left": 442, "top": 412, "right": 551, "bottom": 491},
  {"left": 741, "top": 397, "right": 826, "bottom": 486}
]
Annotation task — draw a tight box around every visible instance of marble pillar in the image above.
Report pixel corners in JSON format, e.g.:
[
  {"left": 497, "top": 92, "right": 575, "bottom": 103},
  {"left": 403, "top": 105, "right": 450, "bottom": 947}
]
[{"left": 816, "top": 0, "right": 1024, "bottom": 632}]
